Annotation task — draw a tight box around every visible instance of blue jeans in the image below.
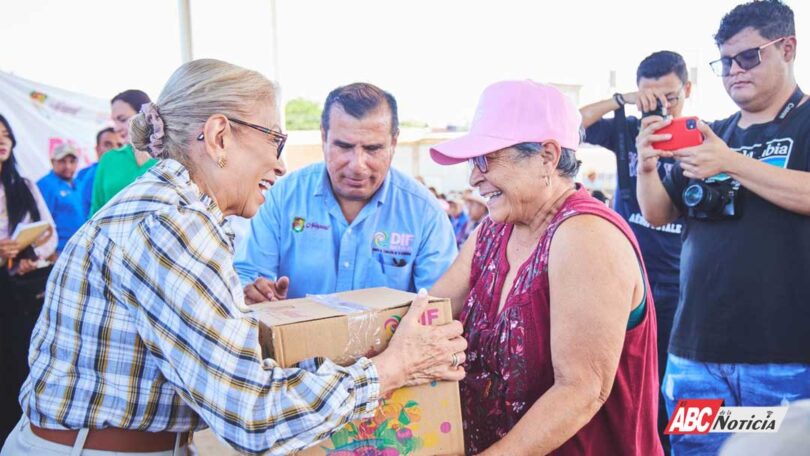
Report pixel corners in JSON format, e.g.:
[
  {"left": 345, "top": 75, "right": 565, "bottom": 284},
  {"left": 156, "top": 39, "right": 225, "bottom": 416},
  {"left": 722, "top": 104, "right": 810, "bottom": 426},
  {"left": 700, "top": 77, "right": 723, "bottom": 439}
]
[{"left": 662, "top": 354, "right": 810, "bottom": 455}]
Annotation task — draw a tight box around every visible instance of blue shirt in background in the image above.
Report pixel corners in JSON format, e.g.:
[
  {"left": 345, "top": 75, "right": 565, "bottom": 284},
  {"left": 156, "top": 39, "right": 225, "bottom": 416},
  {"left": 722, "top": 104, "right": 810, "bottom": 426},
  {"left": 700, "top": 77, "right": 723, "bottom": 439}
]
[
  {"left": 234, "top": 163, "right": 458, "bottom": 298},
  {"left": 37, "top": 171, "right": 85, "bottom": 252},
  {"left": 76, "top": 162, "right": 98, "bottom": 219},
  {"left": 450, "top": 210, "right": 469, "bottom": 247}
]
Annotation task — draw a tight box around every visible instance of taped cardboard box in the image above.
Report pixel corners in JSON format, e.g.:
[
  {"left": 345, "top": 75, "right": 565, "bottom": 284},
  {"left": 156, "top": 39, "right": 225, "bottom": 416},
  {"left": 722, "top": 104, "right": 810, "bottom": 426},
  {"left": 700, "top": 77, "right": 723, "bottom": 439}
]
[{"left": 252, "top": 287, "right": 464, "bottom": 455}]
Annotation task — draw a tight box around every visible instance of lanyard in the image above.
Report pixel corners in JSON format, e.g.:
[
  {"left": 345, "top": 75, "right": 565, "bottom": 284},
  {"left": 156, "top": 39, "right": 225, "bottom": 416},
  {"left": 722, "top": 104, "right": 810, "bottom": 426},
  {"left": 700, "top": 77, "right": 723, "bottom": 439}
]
[
  {"left": 721, "top": 86, "right": 805, "bottom": 143},
  {"left": 775, "top": 86, "right": 805, "bottom": 122}
]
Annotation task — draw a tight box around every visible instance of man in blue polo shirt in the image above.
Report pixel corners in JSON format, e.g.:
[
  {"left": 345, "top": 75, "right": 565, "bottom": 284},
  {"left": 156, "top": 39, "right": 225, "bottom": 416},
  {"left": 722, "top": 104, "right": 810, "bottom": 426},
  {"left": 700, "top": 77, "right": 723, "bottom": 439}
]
[
  {"left": 235, "top": 82, "right": 457, "bottom": 301},
  {"left": 76, "top": 127, "right": 122, "bottom": 218},
  {"left": 37, "top": 143, "right": 84, "bottom": 253}
]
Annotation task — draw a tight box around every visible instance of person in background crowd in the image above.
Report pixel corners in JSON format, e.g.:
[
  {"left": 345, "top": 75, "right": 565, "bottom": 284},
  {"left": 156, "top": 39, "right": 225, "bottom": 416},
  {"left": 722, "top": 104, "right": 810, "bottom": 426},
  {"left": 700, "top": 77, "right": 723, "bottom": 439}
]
[
  {"left": 37, "top": 143, "right": 84, "bottom": 253},
  {"left": 234, "top": 83, "right": 457, "bottom": 301},
  {"left": 459, "top": 191, "right": 488, "bottom": 244},
  {"left": 90, "top": 90, "right": 157, "bottom": 215},
  {"left": 437, "top": 193, "right": 450, "bottom": 213},
  {"left": 0, "top": 114, "right": 57, "bottom": 444},
  {"left": 430, "top": 80, "right": 662, "bottom": 455},
  {"left": 2, "top": 59, "right": 467, "bottom": 456},
  {"left": 448, "top": 197, "right": 469, "bottom": 247},
  {"left": 76, "top": 127, "right": 122, "bottom": 218},
  {"left": 590, "top": 189, "right": 609, "bottom": 205},
  {"left": 580, "top": 50, "right": 691, "bottom": 453},
  {"left": 580, "top": 167, "right": 600, "bottom": 191},
  {"left": 636, "top": 1, "right": 810, "bottom": 454}
]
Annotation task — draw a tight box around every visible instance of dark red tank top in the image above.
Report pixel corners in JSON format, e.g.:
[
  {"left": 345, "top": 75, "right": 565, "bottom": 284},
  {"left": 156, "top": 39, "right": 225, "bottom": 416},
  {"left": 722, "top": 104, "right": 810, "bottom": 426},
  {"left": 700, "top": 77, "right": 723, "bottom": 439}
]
[{"left": 460, "top": 187, "right": 662, "bottom": 455}]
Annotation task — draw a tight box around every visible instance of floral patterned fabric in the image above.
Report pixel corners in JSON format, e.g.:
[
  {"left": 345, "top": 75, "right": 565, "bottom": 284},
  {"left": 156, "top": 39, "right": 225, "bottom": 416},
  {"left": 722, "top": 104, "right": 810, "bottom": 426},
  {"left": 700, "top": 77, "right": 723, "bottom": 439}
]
[{"left": 459, "top": 187, "right": 662, "bottom": 455}]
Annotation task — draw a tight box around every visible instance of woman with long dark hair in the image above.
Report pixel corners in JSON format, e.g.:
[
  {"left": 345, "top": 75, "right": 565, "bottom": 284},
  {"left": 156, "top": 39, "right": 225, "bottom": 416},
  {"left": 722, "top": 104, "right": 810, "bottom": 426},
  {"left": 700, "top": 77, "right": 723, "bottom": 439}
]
[{"left": 0, "top": 114, "right": 57, "bottom": 444}]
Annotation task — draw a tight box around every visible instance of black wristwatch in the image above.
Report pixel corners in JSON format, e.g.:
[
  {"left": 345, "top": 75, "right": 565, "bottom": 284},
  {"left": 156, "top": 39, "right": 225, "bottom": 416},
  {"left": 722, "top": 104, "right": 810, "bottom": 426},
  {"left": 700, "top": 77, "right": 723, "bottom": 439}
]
[{"left": 613, "top": 93, "right": 626, "bottom": 107}]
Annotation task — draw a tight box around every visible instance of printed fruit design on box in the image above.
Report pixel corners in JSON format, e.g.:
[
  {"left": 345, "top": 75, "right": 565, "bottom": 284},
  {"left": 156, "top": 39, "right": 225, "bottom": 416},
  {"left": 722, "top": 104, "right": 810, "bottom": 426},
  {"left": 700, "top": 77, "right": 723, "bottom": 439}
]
[{"left": 324, "top": 388, "right": 435, "bottom": 456}]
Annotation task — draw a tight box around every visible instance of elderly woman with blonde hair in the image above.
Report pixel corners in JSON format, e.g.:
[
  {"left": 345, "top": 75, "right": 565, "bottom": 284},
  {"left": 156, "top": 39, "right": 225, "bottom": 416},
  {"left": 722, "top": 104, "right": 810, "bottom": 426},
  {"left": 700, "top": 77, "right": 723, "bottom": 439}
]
[{"left": 1, "top": 59, "right": 466, "bottom": 456}]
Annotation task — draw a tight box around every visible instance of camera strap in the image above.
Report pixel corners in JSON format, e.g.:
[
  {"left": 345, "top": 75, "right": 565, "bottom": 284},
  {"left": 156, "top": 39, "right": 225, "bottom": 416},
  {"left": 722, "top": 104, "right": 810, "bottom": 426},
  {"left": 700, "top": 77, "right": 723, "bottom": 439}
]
[
  {"left": 720, "top": 86, "right": 804, "bottom": 143},
  {"left": 775, "top": 86, "right": 804, "bottom": 123},
  {"left": 613, "top": 106, "right": 632, "bottom": 202}
]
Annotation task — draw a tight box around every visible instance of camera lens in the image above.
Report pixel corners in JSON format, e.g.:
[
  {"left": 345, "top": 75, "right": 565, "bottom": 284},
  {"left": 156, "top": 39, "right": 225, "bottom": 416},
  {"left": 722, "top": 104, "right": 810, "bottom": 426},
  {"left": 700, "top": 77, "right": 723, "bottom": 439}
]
[
  {"left": 683, "top": 184, "right": 705, "bottom": 208},
  {"left": 686, "top": 119, "right": 697, "bottom": 129}
]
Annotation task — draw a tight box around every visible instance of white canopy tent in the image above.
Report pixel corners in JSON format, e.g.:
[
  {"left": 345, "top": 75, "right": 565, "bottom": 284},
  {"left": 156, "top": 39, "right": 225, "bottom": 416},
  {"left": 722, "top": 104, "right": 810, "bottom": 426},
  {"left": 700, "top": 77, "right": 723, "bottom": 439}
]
[{"left": 0, "top": 70, "right": 109, "bottom": 181}]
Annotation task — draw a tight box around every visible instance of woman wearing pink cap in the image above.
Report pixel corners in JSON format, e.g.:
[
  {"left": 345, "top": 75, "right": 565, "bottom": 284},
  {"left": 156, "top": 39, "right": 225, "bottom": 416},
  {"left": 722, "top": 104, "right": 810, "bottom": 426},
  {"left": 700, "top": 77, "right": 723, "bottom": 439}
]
[{"left": 430, "top": 80, "right": 663, "bottom": 455}]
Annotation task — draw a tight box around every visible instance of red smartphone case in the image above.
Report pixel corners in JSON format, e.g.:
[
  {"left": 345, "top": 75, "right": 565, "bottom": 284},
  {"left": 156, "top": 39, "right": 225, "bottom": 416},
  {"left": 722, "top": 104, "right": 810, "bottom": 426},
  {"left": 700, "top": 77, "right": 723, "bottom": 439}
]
[{"left": 652, "top": 116, "right": 704, "bottom": 151}]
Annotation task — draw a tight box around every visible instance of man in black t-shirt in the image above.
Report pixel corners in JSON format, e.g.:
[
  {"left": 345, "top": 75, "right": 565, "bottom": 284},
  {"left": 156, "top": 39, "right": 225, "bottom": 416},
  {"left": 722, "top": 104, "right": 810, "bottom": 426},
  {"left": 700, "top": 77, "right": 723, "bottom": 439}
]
[
  {"left": 636, "top": 1, "right": 810, "bottom": 454},
  {"left": 580, "top": 51, "right": 691, "bottom": 454}
]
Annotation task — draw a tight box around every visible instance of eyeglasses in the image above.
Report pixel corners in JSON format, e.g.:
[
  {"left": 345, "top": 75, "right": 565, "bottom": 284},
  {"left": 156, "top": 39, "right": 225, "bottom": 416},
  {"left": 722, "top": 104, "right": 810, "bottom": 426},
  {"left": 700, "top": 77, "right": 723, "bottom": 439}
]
[
  {"left": 468, "top": 155, "right": 488, "bottom": 174},
  {"left": 664, "top": 87, "right": 684, "bottom": 105},
  {"left": 228, "top": 117, "right": 287, "bottom": 158},
  {"left": 197, "top": 117, "right": 287, "bottom": 159},
  {"left": 709, "top": 37, "right": 787, "bottom": 77}
]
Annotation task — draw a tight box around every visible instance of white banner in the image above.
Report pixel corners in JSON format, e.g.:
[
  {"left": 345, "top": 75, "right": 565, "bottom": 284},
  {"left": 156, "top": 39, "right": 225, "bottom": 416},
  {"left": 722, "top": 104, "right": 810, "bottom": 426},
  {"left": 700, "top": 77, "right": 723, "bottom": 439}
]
[{"left": 0, "top": 70, "right": 110, "bottom": 181}]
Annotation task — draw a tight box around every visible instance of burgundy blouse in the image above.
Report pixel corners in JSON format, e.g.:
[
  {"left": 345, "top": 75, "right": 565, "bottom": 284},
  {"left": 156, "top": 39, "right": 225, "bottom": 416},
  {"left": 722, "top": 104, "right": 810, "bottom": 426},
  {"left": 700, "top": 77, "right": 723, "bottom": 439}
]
[{"left": 459, "top": 187, "right": 663, "bottom": 455}]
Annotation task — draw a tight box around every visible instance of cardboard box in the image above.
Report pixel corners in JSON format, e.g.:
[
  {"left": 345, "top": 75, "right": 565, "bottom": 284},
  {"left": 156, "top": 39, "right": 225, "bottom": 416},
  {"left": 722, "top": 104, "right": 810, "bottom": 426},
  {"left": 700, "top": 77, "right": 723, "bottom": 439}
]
[{"left": 252, "top": 287, "right": 464, "bottom": 455}]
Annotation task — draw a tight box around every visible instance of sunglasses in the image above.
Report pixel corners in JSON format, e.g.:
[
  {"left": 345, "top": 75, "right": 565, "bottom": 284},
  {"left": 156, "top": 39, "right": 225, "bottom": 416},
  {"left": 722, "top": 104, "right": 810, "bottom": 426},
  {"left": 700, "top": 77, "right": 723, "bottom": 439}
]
[
  {"left": 196, "top": 117, "right": 287, "bottom": 159},
  {"left": 709, "top": 37, "right": 787, "bottom": 77}
]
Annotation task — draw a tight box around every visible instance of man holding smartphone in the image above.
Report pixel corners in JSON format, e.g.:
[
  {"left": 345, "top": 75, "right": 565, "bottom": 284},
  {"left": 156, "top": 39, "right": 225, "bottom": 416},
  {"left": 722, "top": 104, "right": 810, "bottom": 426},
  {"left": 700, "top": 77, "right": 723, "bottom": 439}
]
[
  {"left": 636, "top": 1, "right": 810, "bottom": 454},
  {"left": 580, "top": 50, "right": 692, "bottom": 454}
]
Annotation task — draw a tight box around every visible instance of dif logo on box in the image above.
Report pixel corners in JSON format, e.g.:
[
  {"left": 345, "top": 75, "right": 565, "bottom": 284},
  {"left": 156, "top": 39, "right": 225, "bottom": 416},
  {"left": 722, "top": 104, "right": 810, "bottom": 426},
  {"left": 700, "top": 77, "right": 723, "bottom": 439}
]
[{"left": 384, "top": 308, "right": 442, "bottom": 336}]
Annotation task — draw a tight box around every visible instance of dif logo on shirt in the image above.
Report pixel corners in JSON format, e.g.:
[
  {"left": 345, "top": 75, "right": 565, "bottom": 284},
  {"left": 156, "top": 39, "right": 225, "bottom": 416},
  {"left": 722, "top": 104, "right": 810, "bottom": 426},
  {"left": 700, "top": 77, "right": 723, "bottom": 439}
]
[{"left": 373, "top": 231, "right": 414, "bottom": 249}]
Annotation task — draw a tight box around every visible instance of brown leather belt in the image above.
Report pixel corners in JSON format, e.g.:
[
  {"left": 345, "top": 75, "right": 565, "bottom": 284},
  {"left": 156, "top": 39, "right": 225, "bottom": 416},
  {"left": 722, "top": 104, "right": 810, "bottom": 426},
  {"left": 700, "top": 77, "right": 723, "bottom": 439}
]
[{"left": 30, "top": 424, "right": 189, "bottom": 453}]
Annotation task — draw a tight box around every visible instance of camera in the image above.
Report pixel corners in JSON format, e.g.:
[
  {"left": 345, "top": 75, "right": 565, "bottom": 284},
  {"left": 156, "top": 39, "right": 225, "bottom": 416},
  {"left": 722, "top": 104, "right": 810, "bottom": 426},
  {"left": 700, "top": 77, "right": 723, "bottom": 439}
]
[
  {"left": 641, "top": 99, "right": 668, "bottom": 118},
  {"left": 682, "top": 178, "right": 741, "bottom": 220}
]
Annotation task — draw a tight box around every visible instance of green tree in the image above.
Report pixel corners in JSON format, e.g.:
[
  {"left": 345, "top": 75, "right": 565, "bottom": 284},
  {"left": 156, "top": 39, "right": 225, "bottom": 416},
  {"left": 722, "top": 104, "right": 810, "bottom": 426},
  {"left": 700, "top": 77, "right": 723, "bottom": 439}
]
[
  {"left": 400, "top": 120, "right": 429, "bottom": 128},
  {"left": 285, "top": 98, "right": 322, "bottom": 130}
]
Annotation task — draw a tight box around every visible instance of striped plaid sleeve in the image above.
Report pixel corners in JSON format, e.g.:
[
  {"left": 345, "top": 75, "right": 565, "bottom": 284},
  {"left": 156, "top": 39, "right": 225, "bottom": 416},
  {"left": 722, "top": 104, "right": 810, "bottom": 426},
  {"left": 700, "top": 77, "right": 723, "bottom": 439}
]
[{"left": 118, "top": 205, "right": 381, "bottom": 455}]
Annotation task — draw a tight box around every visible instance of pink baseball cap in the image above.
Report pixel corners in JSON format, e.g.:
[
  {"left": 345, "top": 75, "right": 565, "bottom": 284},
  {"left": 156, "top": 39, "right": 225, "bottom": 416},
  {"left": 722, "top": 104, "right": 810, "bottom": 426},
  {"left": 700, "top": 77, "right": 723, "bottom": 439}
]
[{"left": 431, "top": 80, "right": 582, "bottom": 165}]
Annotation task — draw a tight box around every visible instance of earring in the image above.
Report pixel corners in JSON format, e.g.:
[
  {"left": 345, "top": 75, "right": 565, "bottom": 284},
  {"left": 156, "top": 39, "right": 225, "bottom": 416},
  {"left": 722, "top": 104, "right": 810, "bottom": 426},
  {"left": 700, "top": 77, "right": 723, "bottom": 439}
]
[
  {"left": 217, "top": 156, "right": 226, "bottom": 168},
  {"left": 197, "top": 133, "right": 204, "bottom": 141},
  {"left": 543, "top": 175, "right": 551, "bottom": 187}
]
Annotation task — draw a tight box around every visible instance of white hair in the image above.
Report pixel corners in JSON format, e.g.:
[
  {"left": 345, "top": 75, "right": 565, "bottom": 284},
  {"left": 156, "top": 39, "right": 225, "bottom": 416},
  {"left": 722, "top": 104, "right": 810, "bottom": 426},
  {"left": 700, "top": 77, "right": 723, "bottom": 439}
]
[{"left": 130, "top": 58, "right": 278, "bottom": 164}]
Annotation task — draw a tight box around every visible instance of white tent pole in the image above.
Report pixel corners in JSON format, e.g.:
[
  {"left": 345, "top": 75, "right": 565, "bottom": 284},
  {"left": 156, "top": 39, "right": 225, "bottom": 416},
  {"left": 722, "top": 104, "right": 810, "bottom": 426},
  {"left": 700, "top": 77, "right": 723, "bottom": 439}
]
[
  {"left": 178, "top": 0, "right": 193, "bottom": 63},
  {"left": 269, "top": 0, "right": 285, "bottom": 128},
  {"left": 270, "top": 0, "right": 280, "bottom": 82}
]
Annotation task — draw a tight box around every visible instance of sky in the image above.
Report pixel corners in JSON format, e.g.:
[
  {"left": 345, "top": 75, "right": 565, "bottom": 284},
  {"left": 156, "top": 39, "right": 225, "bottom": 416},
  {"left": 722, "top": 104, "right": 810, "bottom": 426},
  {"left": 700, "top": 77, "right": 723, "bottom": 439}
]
[{"left": 2, "top": 0, "right": 809, "bottom": 127}]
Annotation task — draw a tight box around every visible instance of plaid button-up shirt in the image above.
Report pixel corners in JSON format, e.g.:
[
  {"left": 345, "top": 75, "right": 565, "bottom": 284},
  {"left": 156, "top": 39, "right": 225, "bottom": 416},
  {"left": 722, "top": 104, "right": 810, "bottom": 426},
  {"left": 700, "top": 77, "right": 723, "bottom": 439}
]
[{"left": 20, "top": 159, "right": 381, "bottom": 455}]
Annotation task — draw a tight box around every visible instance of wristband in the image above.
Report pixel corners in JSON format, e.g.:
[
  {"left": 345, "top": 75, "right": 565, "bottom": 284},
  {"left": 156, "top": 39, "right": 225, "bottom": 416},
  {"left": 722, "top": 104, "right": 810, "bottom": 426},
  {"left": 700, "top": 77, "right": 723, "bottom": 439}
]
[{"left": 613, "top": 93, "right": 626, "bottom": 107}]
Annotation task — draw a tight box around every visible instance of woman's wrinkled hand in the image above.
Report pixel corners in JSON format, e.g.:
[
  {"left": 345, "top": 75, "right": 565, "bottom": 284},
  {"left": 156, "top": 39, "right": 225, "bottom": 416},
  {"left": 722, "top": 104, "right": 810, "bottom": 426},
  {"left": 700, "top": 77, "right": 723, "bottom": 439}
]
[{"left": 372, "top": 289, "right": 467, "bottom": 395}]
